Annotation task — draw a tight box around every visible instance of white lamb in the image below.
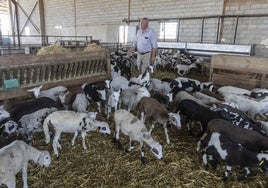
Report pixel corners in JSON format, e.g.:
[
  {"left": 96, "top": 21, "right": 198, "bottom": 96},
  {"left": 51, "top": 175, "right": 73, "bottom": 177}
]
[
  {"left": 109, "top": 75, "right": 129, "bottom": 91},
  {"left": 149, "top": 78, "right": 172, "bottom": 95},
  {"left": 174, "top": 63, "right": 197, "bottom": 76},
  {"left": 217, "top": 86, "right": 251, "bottom": 95},
  {"left": 223, "top": 93, "right": 268, "bottom": 118},
  {"left": 27, "top": 85, "right": 67, "bottom": 101},
  {"left": 104, "top": 89, "right": 121, "bottom": 119},
  {"left": 119, "top": 86, "right": 151, "bottom": 111},
  {"left": 192, "top": 91, "right": 220, "bottom": 105},
  {"left": 114, "top": 109, "right": 162, "bottom": 164},
  {"left": 72, "top": 93, "right": 89, "bottom": 113},
  {"left": 43, "top": 110, "right": 111, "bottom": 157},
  {"left": 0, "top": 140, "right": 51, "bottom": 188}
]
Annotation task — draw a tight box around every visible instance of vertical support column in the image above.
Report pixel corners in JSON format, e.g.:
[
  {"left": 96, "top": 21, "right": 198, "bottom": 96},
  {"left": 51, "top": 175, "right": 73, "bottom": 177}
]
[
  {"left": 11, "top": 0, "right": 20, "bottom": 47},
  {"left": 39, "top": 0, "right": 46, "bottom": 45},
  {"left": 233, "top": 16, "right": 239, "bottom": 45},
  {"left": 201, "top": 17, "right": 205, "bottom": 43},
  {"left": 74, "top": 0, "right": 77, "bottom": 39},
  {"left": 216, "top": 16, "right": 221, "bottom": 44},
  {"left": 177, "top": 19, "right": 180, "bottom": 42}
]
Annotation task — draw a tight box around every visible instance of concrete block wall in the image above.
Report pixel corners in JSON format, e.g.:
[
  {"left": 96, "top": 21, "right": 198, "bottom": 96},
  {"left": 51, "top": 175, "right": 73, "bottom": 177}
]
[
  {"left": 222, "top": 0, "right": 268, "bottom": 55},
  {"left": 12, "top": 0, "right": 268, "bottom": 55}
]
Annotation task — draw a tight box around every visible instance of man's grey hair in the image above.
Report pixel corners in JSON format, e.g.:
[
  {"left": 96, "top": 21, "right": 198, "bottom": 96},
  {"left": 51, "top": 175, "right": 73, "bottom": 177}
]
[{"left": 141, "top": 17, "right": 149, "bottom": 22}]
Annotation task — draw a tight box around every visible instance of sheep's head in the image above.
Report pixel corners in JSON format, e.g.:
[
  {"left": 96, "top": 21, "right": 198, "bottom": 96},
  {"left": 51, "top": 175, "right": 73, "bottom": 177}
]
[
  {"left": 149, "top": 141, "right": 163, "bottom": 160},
  {"left": 97, "top": 121, "right": 111, "bottom": 135},
  {"left": 97, "top": 89, "right": 106, "bottom": 100},
  {"left": 135, "top": 87, "right": 150, "bottom": 98},
  {"left": 38, "top": 151, "right": 51, "bottom": 167},
  {"left": 58, "top": 90, "right": 70, "bottom": 104},
  {"left": 0, "top": 105, "right": 10, "bottom": 122},
  {"left": 27, "top": 85, "right": 43, "bottom": 98},
  {"left": 108, "top": 90, "right": 121, "bottom": 107},
  {"left": 148, "top": 65, "right": 154, "bottom": 74},
  {"left": 2, "top": 120, "right": 18, "bottom": 137},
  {"left": 104, "top": 80, "right": 111, "bottom": 89},
  {"left": 168, "top": 112, "right": 182, "bottom": 129}
]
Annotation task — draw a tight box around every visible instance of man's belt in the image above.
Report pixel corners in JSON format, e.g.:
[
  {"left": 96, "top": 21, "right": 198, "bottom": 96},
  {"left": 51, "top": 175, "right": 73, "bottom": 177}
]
[{"left": 139, "top": 51, "right": 151, "bottom": 55}]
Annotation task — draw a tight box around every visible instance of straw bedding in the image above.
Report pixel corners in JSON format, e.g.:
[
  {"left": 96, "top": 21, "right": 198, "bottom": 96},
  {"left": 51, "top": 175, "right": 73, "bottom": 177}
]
[{"left": 10, "top": 70, "right": 268, "bottom": 188}]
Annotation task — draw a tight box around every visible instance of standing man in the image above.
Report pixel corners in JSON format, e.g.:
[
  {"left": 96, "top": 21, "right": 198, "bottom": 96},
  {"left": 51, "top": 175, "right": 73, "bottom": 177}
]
[{"left": 128, "top": 17, "right": 158, "bottom": 73}]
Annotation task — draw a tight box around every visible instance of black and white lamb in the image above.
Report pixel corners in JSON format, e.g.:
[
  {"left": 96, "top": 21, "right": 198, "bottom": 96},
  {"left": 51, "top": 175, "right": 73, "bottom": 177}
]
[
  {"left": 202, "top": 132, "right": 268, "bottom": 181},
  {"left": 197, "top": 118, "right": 268, "bottom": 152},
  {"left": 43, "top": 110, "right": 111, "bottom": 157},
  {"left": 81, "top": 83, "right": 106, "bottom": 113},
  {"left": 177, "top": 99, "right": 231, "bottom": 133}
]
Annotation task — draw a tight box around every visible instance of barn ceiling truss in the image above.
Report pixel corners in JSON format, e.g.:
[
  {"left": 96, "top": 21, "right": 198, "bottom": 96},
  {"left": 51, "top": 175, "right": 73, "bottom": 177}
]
[{"left": 8, "top": 0, "right": 45, "bottom": 46}]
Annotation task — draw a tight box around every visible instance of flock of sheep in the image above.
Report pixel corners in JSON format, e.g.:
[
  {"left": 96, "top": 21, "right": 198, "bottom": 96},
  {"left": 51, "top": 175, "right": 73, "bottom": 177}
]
[{"left": 0, "top": 49, "right": 268, "bottom": 187}]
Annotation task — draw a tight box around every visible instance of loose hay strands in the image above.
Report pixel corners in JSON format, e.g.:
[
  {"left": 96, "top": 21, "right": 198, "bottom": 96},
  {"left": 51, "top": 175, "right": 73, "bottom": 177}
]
[
  {"left": 36, "top": 44, "right": 71, "bottom": 55},
  {"left": 83, "top": 43, "right": 106, "bottom": 52},
  {"left": 14, "top": 70, "right": 268, "bottom": 188}
]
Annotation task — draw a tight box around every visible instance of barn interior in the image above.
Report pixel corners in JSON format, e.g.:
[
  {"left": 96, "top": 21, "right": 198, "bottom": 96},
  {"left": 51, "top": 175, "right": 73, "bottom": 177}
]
[{"left": 0, "top": 0, "right": 268, "bottom": 187}]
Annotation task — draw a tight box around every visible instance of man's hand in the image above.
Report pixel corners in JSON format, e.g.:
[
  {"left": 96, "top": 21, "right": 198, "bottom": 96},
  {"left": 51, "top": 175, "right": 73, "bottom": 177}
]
[{"left": 127, "top": 50, "right": 132, "bottom": 56}]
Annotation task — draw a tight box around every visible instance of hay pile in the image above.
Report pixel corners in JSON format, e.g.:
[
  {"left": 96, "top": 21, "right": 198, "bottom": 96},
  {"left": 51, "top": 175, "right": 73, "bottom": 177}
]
[
  {"left": 14, "top": 70, "right": 268, "bottom": 188},
  {"left": 83, "top": 43, "right": 105, "bottom": 52},
  {"left": 37, "top": 44, "right": 71, "bottom": 55}
]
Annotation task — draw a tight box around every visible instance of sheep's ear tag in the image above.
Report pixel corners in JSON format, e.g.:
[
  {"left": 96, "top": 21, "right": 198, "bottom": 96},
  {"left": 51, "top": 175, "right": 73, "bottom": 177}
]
[
  {"left": 0, "top": 124, "right": 4, "bottom": 129},
  {"left": 258, "top": 159, "right": 265, "bottom": 166}
]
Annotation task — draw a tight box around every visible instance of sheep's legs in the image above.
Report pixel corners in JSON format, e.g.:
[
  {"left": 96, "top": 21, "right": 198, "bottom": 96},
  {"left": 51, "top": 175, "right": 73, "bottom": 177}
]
[
  {"left": 140, "top": 112, "right": 145, "bottom": 123},
  {"left": 202, "top": 153, "right": 208, "bottom": 170},
  {"left": 222, "top": 165, "right": 232, "bottom": 181},
  {"left": 96, "top": 102, "right": 101, "bottom": 113},
  {"left": 71, "top": 131, "right": 78, "bottom": 146},
  {"left": 114, "top": 125, "right": 124, "bottom": 150},
  {"left": 197, "top": 132, "right": 208, "bottom": 152},
  {"left": 163, "top": 124, "right": 170, "bottom": 144},
  {"left": 238, "top": 167, "right": 251, "bottom": 180},
  {"left": 81, "top": 131, "right": 88, "bottom": 150},
  {"left": 106, "top": 106, "right": 111, "bottom": 119},
  {"left": 149, "top": 122, "right": 157, "bottom": 135},
  {"left": 127, "top": 138, "right": 134, "bottom": 152},
  {"left": 53, "top": 131, "right": 62, "bottom": 157},
  {"left": 22, "top": 163, "right": 28, "bottom": 188},
  {"left": 139, "top": 141, "right": 146, "bottom": 165}
]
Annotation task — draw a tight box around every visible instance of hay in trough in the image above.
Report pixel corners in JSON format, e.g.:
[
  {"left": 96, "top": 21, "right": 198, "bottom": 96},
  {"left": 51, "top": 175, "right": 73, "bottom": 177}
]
[
  {"left": 12, "top": 70, "right": 268, "bottom": 188},
  {"left": 37, "top": 44, "right": 71, "bottom": 55},
  {"left": 83, "top": 43, "right": 106, "bottom": 52}
]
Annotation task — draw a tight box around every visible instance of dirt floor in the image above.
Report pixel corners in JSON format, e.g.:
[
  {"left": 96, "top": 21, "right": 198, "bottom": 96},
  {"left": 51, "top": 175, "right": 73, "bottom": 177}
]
[{"left": 3, "top": 70, "right": 268, "bottom": 188}]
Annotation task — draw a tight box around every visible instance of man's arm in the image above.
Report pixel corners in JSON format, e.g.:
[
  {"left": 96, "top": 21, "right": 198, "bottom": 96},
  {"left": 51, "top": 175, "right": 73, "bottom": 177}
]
[
  {"left": 127, "top": 45, "right": 136, "bottom": 56},
  {"left": 150, "top": 48, "right": 157, "bottom": 65}
]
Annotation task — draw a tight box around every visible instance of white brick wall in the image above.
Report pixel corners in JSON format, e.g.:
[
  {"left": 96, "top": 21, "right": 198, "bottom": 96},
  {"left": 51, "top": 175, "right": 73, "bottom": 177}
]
[{"left": 13, "top": 0, "right": 268, "bottom": 55}]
